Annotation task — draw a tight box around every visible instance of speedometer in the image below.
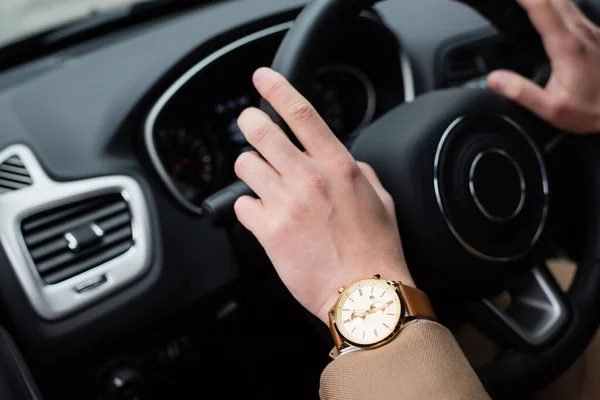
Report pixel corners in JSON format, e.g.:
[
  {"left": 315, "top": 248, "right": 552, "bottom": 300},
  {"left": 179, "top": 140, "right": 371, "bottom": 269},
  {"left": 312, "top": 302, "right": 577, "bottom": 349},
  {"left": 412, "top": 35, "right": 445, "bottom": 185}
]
[
  {"left": 310, "top": 64, "right": 376, "bottom": 139},
  {"left": 155, "top": 127, "right": 217, "bottom": 206}
]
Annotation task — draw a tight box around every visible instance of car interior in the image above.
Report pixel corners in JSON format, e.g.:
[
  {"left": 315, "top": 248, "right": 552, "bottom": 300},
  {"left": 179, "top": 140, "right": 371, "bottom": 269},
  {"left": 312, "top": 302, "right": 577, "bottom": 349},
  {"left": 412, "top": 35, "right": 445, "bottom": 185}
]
[{"left": 0, "top": 0, "right": 599, "bottom": 399}]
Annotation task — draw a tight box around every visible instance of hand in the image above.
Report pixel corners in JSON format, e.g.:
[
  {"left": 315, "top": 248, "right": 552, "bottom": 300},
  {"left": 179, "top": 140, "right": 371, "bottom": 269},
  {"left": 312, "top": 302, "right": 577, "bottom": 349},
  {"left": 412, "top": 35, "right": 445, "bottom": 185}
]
[
  {"left": 487, "top": 0, "right": 600, "bottom": 134},
  {"left": 234, "top": 67, "right": 414, "bottom": 324}
]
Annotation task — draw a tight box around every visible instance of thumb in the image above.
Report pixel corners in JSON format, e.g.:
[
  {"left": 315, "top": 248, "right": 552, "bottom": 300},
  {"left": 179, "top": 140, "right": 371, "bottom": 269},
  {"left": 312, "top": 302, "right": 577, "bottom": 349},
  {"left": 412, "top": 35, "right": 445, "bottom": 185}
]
[{"left": 487, "top": 70, "right": 551, "bottom": 120}]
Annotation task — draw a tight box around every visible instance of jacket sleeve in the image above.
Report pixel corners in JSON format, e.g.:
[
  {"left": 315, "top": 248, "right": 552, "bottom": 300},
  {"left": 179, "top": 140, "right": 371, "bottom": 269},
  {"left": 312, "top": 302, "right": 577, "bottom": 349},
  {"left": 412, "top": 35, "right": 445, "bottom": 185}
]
[{"left": 320, "top": 320, "right": 490, "bottom": 400}]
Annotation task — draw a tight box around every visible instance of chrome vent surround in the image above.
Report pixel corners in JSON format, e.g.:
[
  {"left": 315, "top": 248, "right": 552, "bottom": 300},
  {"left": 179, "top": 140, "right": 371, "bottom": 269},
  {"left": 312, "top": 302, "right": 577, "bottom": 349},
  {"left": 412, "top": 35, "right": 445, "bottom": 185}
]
[
  {"left": 0, "top": 156, "right": 32, "bottom": 193},
  {"left": 0, "top": 145, "right": 151, "bottom": 320},
  {"left": 21, "top": 194, "right": 134, "bottom": 285}
]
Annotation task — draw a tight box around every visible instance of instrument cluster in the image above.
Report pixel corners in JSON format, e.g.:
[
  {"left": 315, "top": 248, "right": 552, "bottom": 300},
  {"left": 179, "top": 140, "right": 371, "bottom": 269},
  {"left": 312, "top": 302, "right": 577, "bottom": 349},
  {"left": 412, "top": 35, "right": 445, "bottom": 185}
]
[{"left": 146, "top": 17, "right": 410, "bottom": 213}]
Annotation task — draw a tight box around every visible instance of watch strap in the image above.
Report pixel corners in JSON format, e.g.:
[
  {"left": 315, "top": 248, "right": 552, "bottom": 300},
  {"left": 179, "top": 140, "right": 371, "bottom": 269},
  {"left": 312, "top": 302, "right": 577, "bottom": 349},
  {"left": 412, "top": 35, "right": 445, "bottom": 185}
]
[
  {"left": 397, "top": 284, "right": 437, "bottom": 321},
  {"left": 328, "top": 311, "right": 344, "bottom": 349}
]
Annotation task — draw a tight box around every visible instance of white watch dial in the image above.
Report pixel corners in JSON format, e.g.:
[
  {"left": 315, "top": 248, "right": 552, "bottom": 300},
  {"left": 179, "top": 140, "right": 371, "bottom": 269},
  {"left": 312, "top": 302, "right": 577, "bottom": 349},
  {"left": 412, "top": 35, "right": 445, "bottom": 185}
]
[{"left": 334, "top": 278, "right": 403, "bottom": 346}]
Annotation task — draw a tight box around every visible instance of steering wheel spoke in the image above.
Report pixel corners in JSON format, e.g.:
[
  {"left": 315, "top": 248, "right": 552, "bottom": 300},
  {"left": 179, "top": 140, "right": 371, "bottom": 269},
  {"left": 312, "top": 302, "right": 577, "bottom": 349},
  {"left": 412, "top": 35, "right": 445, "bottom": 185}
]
[{"left": 468, "top": 265, "right": 570, "bottom": 351}]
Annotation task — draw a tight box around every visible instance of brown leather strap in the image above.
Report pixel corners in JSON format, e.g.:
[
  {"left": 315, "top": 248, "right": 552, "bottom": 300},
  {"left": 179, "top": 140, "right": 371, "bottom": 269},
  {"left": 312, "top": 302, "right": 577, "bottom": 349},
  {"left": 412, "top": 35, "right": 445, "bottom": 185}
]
[
  {"left": 328, "top": 309, "right": 344, "bottom": 348},
  {"left": 397, "top": 284, "right": 437, "bottom": 321}
]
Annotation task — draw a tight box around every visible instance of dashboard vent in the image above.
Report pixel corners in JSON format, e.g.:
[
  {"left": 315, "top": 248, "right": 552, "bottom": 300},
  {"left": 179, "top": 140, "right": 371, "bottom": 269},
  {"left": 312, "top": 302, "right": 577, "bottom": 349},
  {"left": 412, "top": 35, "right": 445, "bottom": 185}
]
[
  {"left": 442, "top": 49, "right": 488, "bottom": 87},
  {"left": 0, "top": 156, "right": 32, "bottom": 193},
  {"left": 441, "top": 39, "right": 536, "bottom": 88},
  {"left": 21, "top": 193, "right": 134, "bottom": 284}
]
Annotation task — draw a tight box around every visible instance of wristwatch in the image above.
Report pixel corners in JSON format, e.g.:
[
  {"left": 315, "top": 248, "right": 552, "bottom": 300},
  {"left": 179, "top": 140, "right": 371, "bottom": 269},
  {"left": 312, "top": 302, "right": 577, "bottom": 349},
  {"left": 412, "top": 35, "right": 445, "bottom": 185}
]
[{"left": 328, "top": 274, "right": 436, "bottom": 358}]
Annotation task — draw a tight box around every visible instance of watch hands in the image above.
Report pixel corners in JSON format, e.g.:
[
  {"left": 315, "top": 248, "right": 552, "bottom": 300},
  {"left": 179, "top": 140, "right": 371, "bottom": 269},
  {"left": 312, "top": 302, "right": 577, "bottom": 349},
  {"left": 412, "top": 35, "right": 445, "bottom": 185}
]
[
  {"left": 350, "top": 310, "right": 368, "bottom": 321},
  {"left": 367, "top": 300, "right": 394, "bottom": 315},
  {"left": 350, "top": 301, "right": 394, "bottom": 321}
]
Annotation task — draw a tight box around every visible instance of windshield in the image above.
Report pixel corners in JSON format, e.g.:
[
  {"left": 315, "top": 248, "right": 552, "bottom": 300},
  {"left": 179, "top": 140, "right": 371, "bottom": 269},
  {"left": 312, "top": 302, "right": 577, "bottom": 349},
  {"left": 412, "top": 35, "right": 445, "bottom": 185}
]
[{"left": 0, "top": 0, "right": 151, "bottom": 48}]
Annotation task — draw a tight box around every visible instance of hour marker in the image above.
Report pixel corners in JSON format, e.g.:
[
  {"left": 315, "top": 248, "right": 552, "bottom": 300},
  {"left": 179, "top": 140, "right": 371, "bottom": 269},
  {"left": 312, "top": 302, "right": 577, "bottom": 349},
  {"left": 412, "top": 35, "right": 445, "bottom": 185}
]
[
  {"left": 343, "top": 319, "right": 351, "bottom": 324},
  {"left": 380, "top": 291, "right": 386, "bottom": 298},
  {"left": 374, "top": 329, "right": 378, "bottom": 337},
  {"left": 359, "top": 289, "right": 363, "bottom": 296},
  {"left": 362, "top": 331, "right": 366, "bottom": 339},
  {"left": 383, "top": 323, "right": 390, "bottom": 329},
  {"left": 370, "top": 287, "right": 374, "bottom": 294},
  {"left": 343, "top": 309, "right": 350, "bottom": 311},
  {"left": 348, "top": 297, "right": 355, "bottom": 302},
  {"left": 351, "top": 328, "right": 356, "bottom": 334},
  {"left": 387, "top": 313, "right": 395, "bottom": 316}
]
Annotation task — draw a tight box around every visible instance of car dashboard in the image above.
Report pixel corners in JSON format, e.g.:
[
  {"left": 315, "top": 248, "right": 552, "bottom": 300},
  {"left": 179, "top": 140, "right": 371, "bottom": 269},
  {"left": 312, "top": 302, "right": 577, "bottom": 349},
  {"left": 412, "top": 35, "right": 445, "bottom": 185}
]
[
  {"left": 0, "top": 0, "right": 595, "bottom": 398},
  {"left": 145, "top": 15, "right": 411, "bottom": 212}
]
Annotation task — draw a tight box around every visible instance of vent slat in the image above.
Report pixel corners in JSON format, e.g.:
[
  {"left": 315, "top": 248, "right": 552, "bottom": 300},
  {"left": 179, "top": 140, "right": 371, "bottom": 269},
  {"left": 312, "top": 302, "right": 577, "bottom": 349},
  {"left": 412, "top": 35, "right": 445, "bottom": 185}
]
[
  {"left": 24, "top": 202, "right": 128, "bottom": 247},
  {"left": 4, "top": 156, "right": 24, "bottom": 167},
  {"left": 22, "top": 197, "right": 108, "bottom": 233},
  {"left": 97, "top": 212, "right": 131, "bottom": 232},
  {"left": 0, "top": 179, "right": 28, "bottom": 190},
  {"left": 0, "top": 171, "right": 33, "bottom": 184},
  {"left": 21, "top": 193, "right": 134, "bottom": 284},
  {"left": 0, "top": 156, "right": 32, "bottom": 193},
  {"left": 43, "top": 241, "right": 134, "bottom": 285},
  {"left": 29, "top": 237, "right": 68, "bottom": 261},
  {"left": 35, "top": 226, "right": 132, "bottom": 274},
  {"left": 0, "top": 164, "right": 30, "bottom": 177}
]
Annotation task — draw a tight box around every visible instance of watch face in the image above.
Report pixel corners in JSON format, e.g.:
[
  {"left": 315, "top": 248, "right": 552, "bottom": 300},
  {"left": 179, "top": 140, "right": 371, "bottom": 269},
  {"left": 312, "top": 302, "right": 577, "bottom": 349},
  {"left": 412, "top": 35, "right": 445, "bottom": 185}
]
[{"left": 334, "top": 279, "right": 403, "bottom": 346}]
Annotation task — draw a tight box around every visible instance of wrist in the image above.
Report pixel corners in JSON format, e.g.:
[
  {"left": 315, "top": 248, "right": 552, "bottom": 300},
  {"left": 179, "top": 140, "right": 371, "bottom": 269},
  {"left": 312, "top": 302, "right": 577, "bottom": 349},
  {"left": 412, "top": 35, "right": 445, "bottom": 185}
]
[{"left": 315, "top": 265, "right": 416, "bottom": 325}]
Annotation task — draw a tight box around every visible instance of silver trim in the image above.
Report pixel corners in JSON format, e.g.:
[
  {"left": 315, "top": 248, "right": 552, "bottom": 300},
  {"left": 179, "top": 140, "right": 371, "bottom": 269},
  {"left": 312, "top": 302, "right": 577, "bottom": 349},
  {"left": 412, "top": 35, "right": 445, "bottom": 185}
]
[
  {"left": 433, "top": 114, "right": 549, "bottom": 262},
  {"left": 316, "top": 63, "right": 377, "bottom": 135},
  {"left": 90, "top": 223, "right": 104, "bottom": 237},
  {"left": 145, "top": 21, "right": 417, "bottom": 214},
  {"left": 482, "top": 267, "right": 567, "bottom": 347},
  {"left": 544, "top": 133, "right": 566, "bottom": 153},
  {"left": 145, "top": 22, "right": 293, "bottom": 215},
  {"left": 0, "top": 145, "right": 152, "bottom": 320},
  {"left": 468, "top": 149, "right": 526, "bottom": 223},
  {"left": 400, "top": 50, "right": 415, "bottom": 102},
  {"left": 64, "top": 232, "right": 79, "bottom": 251}
]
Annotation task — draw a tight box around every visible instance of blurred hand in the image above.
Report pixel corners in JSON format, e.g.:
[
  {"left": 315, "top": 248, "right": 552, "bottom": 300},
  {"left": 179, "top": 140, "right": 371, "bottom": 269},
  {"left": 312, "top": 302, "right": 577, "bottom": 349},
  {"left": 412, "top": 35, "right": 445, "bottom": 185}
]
[
  {"left": 234, "top": 67, "right": 413, "bottom": 324},
  {"left": 488, "top": 0, "right": 600, "bottom": 134}
]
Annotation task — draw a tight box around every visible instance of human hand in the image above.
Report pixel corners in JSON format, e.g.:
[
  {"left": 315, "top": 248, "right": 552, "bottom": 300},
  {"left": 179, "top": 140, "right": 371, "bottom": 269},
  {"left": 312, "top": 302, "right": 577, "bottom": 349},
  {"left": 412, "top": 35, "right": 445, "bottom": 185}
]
[
  {"left": 234, "top": 67, "right": 413, "bottom": 324},
  {"left": 487, "top": 0, "right": 600, "bottom": 134}
]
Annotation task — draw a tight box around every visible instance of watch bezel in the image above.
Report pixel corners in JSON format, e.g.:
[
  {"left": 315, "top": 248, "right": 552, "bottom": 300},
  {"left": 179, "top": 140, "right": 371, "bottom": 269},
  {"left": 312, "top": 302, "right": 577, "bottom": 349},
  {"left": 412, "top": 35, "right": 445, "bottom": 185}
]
[{"left": 331, "top": 277, "right": 406, "bottom": 349}]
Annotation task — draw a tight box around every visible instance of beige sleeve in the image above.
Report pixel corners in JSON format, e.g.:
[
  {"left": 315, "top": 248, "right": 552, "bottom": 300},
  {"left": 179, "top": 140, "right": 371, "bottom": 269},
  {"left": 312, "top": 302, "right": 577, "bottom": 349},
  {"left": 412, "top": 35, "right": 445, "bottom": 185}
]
[{"left": 320, "top": 320, "right": 490, "bottom": 400}]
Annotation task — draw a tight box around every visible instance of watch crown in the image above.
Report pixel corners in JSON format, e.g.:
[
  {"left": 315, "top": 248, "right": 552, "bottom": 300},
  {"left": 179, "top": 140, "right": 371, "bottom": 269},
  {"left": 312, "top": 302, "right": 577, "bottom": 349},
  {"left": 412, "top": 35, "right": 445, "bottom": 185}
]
[
  {"left": 338, "top": 287, "right": 345, "bottom": 294},
  {"left": 374, "top": 274, "right": 381, "bottom": 279}
]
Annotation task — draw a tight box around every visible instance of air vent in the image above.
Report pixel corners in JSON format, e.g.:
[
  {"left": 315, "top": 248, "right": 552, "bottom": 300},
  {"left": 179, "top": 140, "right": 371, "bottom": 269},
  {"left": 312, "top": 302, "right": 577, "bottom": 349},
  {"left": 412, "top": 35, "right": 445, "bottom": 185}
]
[
  {"left": 21, "top": 193, "right": 134, "bottom": 284},
  {"left": 442, "top": 49, "right": 488, "bottom": 88},
  {"left": 0, "top": 156, "right": 32, "bottom": 193},
  {"left": 441, "top": 39, "right": 536, "bottom": 88}
]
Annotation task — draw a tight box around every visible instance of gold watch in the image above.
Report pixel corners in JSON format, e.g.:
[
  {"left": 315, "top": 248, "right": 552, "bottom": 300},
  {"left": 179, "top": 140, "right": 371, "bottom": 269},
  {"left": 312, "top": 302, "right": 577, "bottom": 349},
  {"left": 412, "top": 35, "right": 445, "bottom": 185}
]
[{"left": 328, "top": 274, "right": 436, "bottom": 358}]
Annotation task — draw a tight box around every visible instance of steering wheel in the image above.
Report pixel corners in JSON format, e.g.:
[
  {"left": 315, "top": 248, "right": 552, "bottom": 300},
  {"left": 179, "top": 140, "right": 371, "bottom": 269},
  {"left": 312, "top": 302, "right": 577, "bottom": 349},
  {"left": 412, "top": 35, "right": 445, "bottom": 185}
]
[{"left": 259, "top": 0, "right": 600, "bottom": 397}]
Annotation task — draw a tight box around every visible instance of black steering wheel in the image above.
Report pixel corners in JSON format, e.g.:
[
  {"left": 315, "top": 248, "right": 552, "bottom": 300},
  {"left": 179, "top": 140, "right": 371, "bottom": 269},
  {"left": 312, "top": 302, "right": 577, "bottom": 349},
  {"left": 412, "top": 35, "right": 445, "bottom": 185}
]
[{"left": 263, "top": 0, "right": 600, "bottom": 397}]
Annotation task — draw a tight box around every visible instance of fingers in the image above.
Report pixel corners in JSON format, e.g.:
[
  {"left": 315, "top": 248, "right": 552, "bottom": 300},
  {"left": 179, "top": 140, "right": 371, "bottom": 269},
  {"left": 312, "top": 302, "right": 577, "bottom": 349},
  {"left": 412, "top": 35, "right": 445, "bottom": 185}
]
[
  {"left": 357, "top": 162, "right": 383, "bottom": 188},
  {"left": 517, "top": 0, "right": 569, "bottom": 53},
  {"left": 234, "top": 195, "right": 265, "bottom": 233},
  {"left": 252, "top": 67, "right": 348, "bottom": 159},
  {"left": 237, "top": 107, "right": 305, "bottom": 175},
  {"left": 234, "top": 151, "right": 282, "bottom": 200},
  {"left": 488, "top": 70, "right": 553, "bottom": 120},
  {"left": 549, "top": 0, "right": 583, "bottom": 22},
  {"left": 357, "top": 162, "right": 397, "bottom": 221},
  {"left": 551, "top": 0, "right": 600, "bottom": 45}
]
